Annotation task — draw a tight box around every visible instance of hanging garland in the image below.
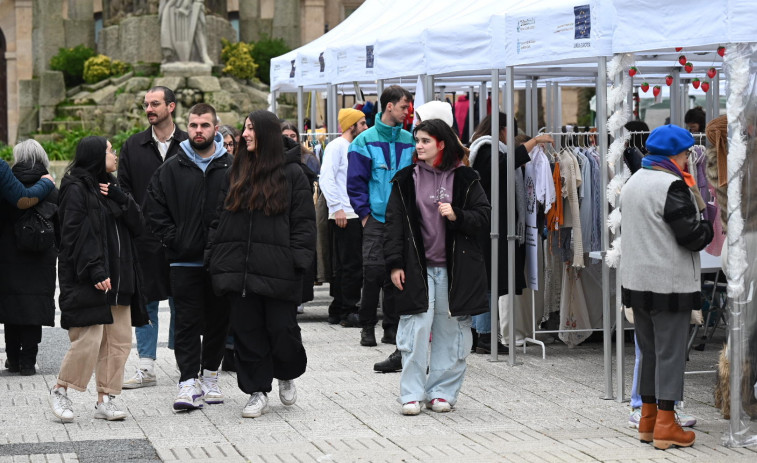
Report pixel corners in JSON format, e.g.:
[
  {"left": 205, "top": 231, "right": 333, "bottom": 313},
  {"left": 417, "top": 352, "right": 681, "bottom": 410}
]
[
  {"left": 724, "top": 43, "right": 752, "bottom": 299},
  {"left": 604, "top": 53, "right": 634, "bottom": 268}
]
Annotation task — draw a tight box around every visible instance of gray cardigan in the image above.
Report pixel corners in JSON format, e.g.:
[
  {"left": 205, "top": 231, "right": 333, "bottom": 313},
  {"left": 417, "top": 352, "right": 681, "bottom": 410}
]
[{"left": 620, "top": 168, "right": 713, "bottom": 311}]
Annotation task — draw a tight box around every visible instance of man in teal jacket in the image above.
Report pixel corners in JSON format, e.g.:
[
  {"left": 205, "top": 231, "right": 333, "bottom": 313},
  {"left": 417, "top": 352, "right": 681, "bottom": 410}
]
[{"left": 347, "top": 85, "right": 414, "bottom": 372}]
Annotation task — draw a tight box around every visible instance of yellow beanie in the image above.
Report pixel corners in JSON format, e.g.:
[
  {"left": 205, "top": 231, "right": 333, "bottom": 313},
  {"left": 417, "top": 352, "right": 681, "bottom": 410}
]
[{"left": 338, "top": 108, "right": 365, "bottom": 132}]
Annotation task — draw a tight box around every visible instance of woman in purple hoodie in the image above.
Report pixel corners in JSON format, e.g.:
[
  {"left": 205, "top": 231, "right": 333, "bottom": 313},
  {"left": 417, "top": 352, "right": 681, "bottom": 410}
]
[{"left": 384, "top": 119, "right": 490, "bottom": 415}]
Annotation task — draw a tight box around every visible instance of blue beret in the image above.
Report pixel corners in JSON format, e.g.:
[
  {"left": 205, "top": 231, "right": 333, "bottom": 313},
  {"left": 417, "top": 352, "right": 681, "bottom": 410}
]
[{"left": 646, "top": 124, "right": 695, "bottom": 156}]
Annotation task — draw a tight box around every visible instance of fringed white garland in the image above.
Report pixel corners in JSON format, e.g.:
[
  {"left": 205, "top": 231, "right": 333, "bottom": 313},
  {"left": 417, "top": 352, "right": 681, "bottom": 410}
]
[
  {"left": 604, "top": 53, "right": 634, "bottom": 268},
  {"left": 724, "top": 43, "right": 754, "bottom": 299}
]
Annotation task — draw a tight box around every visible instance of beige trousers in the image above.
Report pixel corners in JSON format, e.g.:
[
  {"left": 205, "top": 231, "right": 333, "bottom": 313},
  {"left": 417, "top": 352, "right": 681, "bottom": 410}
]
[{"left": 57, "top": 305, "right": 132, "bottom": 395}]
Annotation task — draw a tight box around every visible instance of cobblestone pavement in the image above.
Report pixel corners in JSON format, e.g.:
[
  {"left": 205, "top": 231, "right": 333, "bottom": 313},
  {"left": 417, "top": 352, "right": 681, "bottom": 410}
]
[{"left": 1, "top": 284, "right": 755, "bottom": 462}]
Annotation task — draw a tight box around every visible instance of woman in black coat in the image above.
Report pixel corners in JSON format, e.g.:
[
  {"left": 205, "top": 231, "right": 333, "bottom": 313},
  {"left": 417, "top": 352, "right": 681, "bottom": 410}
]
[
  {"left": 208, "top": 110, "right": 316, "bottom": 419},
  {"left": 48, "top": 136, "right": 147, "bottom": 424},
  {"left": 384, "top": 119, "right": 491, "bottom": 416},
  {"left": 0, "top": 140, "right": 58, "bottom": 375}
]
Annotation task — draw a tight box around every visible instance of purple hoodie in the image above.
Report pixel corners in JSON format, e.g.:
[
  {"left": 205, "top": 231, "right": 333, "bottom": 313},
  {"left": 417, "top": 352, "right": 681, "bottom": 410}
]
[{"left": 413, "top": 161, "right": 456, "bottom": 267}]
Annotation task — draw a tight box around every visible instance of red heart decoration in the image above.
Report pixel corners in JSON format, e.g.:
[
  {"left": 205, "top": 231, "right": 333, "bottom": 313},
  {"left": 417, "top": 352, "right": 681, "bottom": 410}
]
[
  {"left": 653, "top": 86, "right": 661, "bottom": 97},
  {"left": 678, "top": 55, "right": 687, "bottom": 65},
  {"left": 717, "top": 46, "right": 726, "bottom": 57},
  {"left": 692, "top": 78, "right": 701, "bottom": 89},
  {"left": 640, "top": 82, "right": 650, "bottom": 93},
  {"left": 707, "top": 67, "right": 717, "bottom": 78},
  {"left": 701, "top": 81, "right": 710, "bottom": 92},
  {"left": 684, "top": 62, "right": 693, "bottom": 73},
  {"left": 665, "top": 75, "right": 673, "bottom": 86}
]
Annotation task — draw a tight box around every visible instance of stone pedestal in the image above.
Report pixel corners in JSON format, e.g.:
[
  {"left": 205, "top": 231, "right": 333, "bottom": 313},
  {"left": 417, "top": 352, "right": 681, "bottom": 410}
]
[{"left": 161, "top": 62, "right": 212, "bottom": 77}]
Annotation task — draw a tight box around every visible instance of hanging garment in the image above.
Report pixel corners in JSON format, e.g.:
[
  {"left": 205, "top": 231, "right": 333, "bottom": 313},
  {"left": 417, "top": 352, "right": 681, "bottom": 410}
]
[
  {"left": 557, "top": 149, "right": 584, "bottom": 268},
  {"left": 545, "top": 161, "right": 563, "bottom": 232},
  {"left": 558, "top": 265, "right": 592, "bottom": 347}
]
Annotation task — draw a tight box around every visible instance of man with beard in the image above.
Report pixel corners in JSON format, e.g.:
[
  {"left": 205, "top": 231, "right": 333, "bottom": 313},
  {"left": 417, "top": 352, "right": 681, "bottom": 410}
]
[
  {"left": 319, "top": 109, "right": 368, "bottom": 326},
  {"left": 118, "top": 86, "right": 187, "bottom": 389},
  {"left": 144, "top": 103, "right": 232, "bottom": 411}
]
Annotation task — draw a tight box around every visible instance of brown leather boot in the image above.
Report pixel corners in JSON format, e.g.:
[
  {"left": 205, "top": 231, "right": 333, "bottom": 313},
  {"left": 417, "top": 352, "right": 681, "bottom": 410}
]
[
  {"left": 638, "top": 403, "right": 657, "bottom": 443},
  {"left": 653, "top": 409, "right": 695, "bottom": 450}
]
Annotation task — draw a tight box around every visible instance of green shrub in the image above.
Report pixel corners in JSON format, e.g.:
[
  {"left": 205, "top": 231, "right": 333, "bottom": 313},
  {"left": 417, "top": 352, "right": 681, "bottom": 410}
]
[
  {"left": 220, "top": 38, "right": 258, "bottom": 80},
  {"left": 83, "top": 55, "right": 113, "bottom": 84},
  {"left": 250, "top": 35, "right": 290, "bottom": 85},
  {"left": 0, "top": 144, "right": 13, "bottom": 162},
  {"left": 110, "top": 126, "right": 143, "bottom": 153},
  {"left": 110, "top": 59, "right": 131, "bottom": 77},
  {"left": 50, "top": 45, "right": 96, "bottom": 87}
]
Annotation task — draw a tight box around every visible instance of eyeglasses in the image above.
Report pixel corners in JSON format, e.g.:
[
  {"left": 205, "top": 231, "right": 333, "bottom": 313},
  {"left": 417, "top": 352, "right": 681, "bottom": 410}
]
[
  {"left": 223, "top": 141, "right": 236, "bottom": 149},
  {"left": 107, "top": 148, "right": 118, "bottom": 156},
  {"left": 142, "top": 101, "right": 163, "bottom": 110}
]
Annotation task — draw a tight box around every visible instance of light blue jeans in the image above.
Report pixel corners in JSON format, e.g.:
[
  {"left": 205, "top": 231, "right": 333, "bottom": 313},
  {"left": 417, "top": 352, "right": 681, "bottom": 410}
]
[
  {"left": 135, "top": 298, "right": 176, "bottom": 359},
  {"left": 631, "top": 334, "right": 642, "bottom": 409},
  {"left": 397, "top": 267, "right": 472, "bottom": 406},
  {"left": 472, "top": 291, "right": 492, "bottom": 334}
]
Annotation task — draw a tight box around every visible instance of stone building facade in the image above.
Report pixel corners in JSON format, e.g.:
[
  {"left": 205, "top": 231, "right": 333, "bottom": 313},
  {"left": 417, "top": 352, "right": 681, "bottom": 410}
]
[{"left": 0, "top": 0, "right": 364, "bottom": 145}]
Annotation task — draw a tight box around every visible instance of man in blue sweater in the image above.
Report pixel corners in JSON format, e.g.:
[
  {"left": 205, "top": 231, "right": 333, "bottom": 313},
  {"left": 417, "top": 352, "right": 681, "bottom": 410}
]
[{"left": 347, "top": 85, "right": 414, "bottom": 372}]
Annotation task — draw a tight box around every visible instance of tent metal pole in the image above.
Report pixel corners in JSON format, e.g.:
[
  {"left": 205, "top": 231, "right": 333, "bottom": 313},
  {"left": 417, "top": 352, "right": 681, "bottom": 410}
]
[
  {"left": 597, "top": 56, "right": 614, "bottom": 401},
  {"left": 271, "top": 90, "right": 278, "bottom": 117},
  {"left": 479, "top": 81, "right": 487, "bottom": 124},
  {"left": 310, "top": 91, "right": 318, "bottom": 130},
  {"left": 328, "top": 84, "right": 337, "bottom": 141},
  {"left": 505, "top": 66, "right": 517, "bottom": 366},
  {"left": 671, "top": 69, "right": 681, "bottom": 126},
  {"left": 556, "top": 84, "right": 562, "bottom": 130},
  {"left": 377, "top": 79, "right": 385, "bottom": 111},
  {"left": 468, "top": 87, "right": 475, "bottom": 140},
  {"left": 297, "top": 86, "right": 305, "bottom": 135},
  {"left": 714, "top": 71, "right": 720, "bottom": 116},
  {"left": 531, "top": 78, "right": 538, "bottom": 135},
  {"left": 614, "top": 69, "right": 625, "bottom": 403},
  {"left": 490, "top": 69, "right": 501, "bottom": 363},
  {"left": 545, "top": 83, "right": 553, "bottom": 132},
  {"left": 426, "top": 75, "right": 435, "bottom": 102}
]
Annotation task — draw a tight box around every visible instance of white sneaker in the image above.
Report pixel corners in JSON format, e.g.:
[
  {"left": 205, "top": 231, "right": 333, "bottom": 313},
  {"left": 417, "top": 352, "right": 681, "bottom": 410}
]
[
  {"left": 49, "top": 386, "right": 74, "bottom": 423},
  {"left": 628, "top": 407, "right": 641, "bottom": 428},
  {"left": 297, "top": 305, "right": 304, "bottom": 314},
  {"left": 242, "top": 392, "right": 268, "bottom": 418},
  {"left": 278, "top": 379, "right": 296, "bottom": 406},
  {"left": 427, "top": 398, "right": 451, "bottom": 413},
  {"left": 94, "top": 395, "right": 127, "bottom": 421},
  {"left": 173, "top": 379, "right": 203, "bottom": 411},
  {"left": 675, "top": 402, "right": 697, "bottom": 427},
  {"left": 200, "top": 369, "right": 224, "bottom": 404},
  {"left": 401, "top": 401, "right": 421, "bottom": 416},
  {"left": 122, "top": 368, "right": 156, "bottom": 389}
]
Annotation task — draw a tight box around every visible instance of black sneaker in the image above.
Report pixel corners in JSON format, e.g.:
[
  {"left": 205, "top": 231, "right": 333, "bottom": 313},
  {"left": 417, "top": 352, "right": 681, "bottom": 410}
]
[
  {"left": 340, "top": 313, "right": 360, "bottom": 328},
  {"left": 327, "top": 315, "right": 341, "bottom": 325},
  {"left": 19, "top": 364, "right": 36, "bottom": 376},
  {"left": 475, "top": 335, "right": 509, "bottom": 355},
  {"left": 360, "top": 327, "right": 377, "bottom": 347},
  {"left": 381, "top": 327, "right": 397, "bottom": 345},
  {"left": 374, "top": 349, "right": 402, "bottom": 373},
  {"left": 4, "top": 359, "right": 19, "bottom": 373}
]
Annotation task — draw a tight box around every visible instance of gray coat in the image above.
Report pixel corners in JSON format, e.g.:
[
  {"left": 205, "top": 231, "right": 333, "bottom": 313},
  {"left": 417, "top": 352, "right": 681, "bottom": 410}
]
[{"left": 620, "top": 168, "right": 713, "bottom": 312}]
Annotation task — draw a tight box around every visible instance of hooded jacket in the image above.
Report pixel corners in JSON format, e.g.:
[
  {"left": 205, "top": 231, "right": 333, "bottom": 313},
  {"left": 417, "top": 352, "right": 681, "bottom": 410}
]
[
  {"left": 384, "top": 164, "right": 490, "bottom": 317},
  {"left": 143, "top": 133, "right": 231, "bottom": 264},
  {"left": 57, "top": 168, "right": 147, "bottom": 329},
  {"left": 0, "top": 162, "right": 58, "bottom": 327},
  {"left": 346, "top": 112, "right": 415, "bottom": 223},
  {"left": 117, "top": 125, "right": 188, "bottom": 301},
  {"left": 207, "top": 147, "right": 316, "bottom": 304}
]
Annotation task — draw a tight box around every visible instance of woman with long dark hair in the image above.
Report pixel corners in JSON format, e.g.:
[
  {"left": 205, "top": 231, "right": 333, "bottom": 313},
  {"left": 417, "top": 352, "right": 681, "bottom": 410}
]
[
  {"left": 48, "top": 136, "right": 147, "bottom": 423},
  {"left": 384, "top": 119, "right": 491, "bottom": 415},
  {"left": 208, "top": 110, "right": 316, "bottom": 418}
]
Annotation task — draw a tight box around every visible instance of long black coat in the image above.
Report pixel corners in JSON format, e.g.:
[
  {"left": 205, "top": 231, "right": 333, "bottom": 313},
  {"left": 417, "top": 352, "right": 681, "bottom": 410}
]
[
  {"left": 207, "top": 159, "right": 316, "bottom": 305},
  {"left": 117, "top": 126, "right": 188, "bottom": 301},
  {"left": 0, "top": 162, "right": 58, "bottom": 327},
  {"left": 384, "top": 164, "right": 490, "bottom": 317},
  {"left": 470, "top": 141, "right": 530, "bottom": 296},
  {"left": 57, "top": 169, "right": 148, "bottom": 329}
]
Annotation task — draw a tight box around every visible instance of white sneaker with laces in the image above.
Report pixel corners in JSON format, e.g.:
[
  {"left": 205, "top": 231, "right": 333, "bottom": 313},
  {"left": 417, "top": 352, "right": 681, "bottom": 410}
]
[
  {"left": 173, "top": 379, "right": 203, "bottom": 411},
  {"left": 278, "top": 379, "right": 296, "bottom": 406},
  {"left": 122, "top": 367, "right": 156, "bottom": 389},
  {"left": 401, "top": 401, "right": 421, "bottom": 415},
  {"left": 628, "top": 407, "right": 641, "bottom": 428},
  {"left": 427, "top": 398, "right": 451, "bottom": 413},
  {"left": 675, "top": 402, "right": 697, "bottom": 427},
  {"left": 94, "top": 395, "right": 127, "bottom": 421},
  {"left": 49, "top": 386, "right": 74, "bottom": 423},
  {"left": 200, "top": 369, "right": 224, "bottom": 404},
  {"left": 242, "top": 392, "right": 268, "bottom": 418}
]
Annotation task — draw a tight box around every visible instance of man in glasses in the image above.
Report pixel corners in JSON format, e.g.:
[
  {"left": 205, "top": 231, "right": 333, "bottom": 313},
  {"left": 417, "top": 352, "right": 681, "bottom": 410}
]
[{"left": 117, "top": 86, "right": 188, "bottom": 389}]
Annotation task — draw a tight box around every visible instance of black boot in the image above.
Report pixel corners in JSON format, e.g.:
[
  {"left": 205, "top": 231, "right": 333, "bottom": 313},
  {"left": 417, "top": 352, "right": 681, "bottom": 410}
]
[
  {"left": 221, "top": 348, "right": 236, "bottom": 372},
  {"left": 471, "top": 329, "right": 479, "bottom": 353},
  {"left": 381, "top": 326, "right": 397, "bottom": 345},
  {"left": 360, "top": 327, "right": 377, "bottom": 347},
  {"left": 4, "top": 358, "right": 19, "bottom": 374},
  {"left": 475, "top": 335, "right": 509, "bottom": 355},
  {"left": 373, "top": 349, "right": 402, "bottom": 373}
]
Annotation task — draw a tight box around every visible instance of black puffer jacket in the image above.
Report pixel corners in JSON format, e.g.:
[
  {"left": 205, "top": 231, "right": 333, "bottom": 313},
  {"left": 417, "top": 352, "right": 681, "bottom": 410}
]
[
  {"left": 143, "top": 147, "right": 231, "bottom": 263},
  {"left": 0, "top": 162, "right": 58, "bottom": 327},
  {"left": 117, "top": 126, "right": 188, "bottom": 301},
  {"left": 57, "top": 169, "right": 148, "bottom": 329},
  {"left": 384, "top": 164, "right": 491, "bottom": 317},
  {"left": 208, "top": 157, "right": 316, "bottom": 304}
]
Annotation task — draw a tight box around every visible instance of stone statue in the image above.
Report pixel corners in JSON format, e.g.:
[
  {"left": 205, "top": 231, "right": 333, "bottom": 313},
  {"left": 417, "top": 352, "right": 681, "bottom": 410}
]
[{"left": 159, "top": 0, "right": 213, "bottom": 64}]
